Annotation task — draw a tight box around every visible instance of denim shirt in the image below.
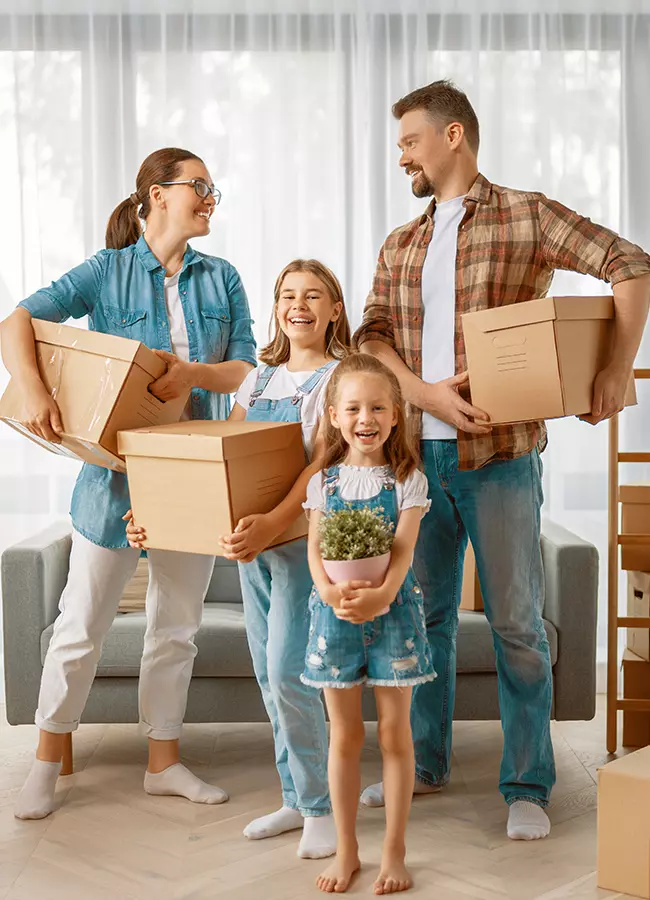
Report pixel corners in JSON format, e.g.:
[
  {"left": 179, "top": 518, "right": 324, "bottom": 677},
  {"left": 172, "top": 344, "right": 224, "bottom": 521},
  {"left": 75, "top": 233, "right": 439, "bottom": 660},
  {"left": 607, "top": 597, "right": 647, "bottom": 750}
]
[{"left": 19, "top": 235, "right": 257, "bottom": 548}]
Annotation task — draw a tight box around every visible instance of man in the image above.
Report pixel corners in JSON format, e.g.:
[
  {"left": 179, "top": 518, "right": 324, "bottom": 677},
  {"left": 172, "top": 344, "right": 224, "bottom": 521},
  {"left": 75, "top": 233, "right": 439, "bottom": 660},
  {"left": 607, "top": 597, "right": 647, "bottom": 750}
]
[{"left": 355, "top": 80, "right": 650, "bottom": 840}]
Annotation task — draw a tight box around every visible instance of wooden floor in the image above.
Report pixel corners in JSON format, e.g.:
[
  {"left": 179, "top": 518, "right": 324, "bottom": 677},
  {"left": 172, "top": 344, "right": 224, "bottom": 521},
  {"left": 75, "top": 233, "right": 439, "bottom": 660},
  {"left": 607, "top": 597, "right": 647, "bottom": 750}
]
[{"left": 0, "top": 698, "right": 637, "bottom": 900}]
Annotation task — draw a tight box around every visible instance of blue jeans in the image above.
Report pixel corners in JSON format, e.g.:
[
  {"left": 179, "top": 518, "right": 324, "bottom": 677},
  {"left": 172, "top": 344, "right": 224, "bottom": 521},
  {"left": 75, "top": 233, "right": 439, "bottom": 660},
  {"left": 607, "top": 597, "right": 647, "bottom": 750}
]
[
  {"left": 238, "top": 539, "right": 330, "bottom": 816},
  {"left": 411, "top": 441, "right": 555, "bottom": 807}
]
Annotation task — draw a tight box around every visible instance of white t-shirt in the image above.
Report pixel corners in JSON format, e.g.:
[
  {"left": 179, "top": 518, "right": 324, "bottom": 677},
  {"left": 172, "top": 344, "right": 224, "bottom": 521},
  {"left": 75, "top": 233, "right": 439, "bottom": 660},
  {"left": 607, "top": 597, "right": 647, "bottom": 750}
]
[
  {"left": 164, "top": 271, "right": 192, "bottom": 421},
  {"left": 304, "top": 465, "right": 431, "bottom": 518},
  {"left": 234, "top": 362, "right": 338, "bottom": 459},
  {"left": 420, "top": 194, "right": 466, "bottom": 440}
]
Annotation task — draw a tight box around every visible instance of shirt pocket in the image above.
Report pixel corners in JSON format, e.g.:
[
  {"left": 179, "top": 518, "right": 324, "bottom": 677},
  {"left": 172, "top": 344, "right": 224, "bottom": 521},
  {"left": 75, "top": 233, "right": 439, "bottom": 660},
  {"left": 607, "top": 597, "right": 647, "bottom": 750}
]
[
  {"left": 102, "top": 305, "right": 149, "bottom": 342},
  {"left": 201, "top": 307, "right": 231, "bottom": 361}
]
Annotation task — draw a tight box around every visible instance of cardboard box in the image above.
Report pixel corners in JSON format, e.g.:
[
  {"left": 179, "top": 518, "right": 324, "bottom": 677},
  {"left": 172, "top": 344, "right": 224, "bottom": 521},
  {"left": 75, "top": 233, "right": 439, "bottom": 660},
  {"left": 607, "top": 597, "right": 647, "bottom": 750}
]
[
  {"left": 118, "top": 420, "right": 309, "bottom": 556},
  {"left": 621, "top": 486, "right": 650, "bottom": 571},
  {"left": 622, "top": 648, "right": 650, "bottom": 748},
  {"left": 627, "top": 570, "right": 650, "bottom": 660},
  {"left": 597, "top": 745, "right": 650, "bottom": 898},
  {"left": 462, "top": 296, "right": 636, "bottom": 425},
  {"left": 460, "top": 540, "right": 484, "bottom": 612},
  {"left": 0, "top": 320, "right": 188, "bottom": 472}
]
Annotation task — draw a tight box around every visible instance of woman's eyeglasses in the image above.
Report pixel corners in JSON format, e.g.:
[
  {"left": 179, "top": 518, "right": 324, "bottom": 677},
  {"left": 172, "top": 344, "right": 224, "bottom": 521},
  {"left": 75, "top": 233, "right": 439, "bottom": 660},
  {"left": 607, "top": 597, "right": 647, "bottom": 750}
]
[{"left": 158, "top": 179, "right": 222, "bottom": 204}]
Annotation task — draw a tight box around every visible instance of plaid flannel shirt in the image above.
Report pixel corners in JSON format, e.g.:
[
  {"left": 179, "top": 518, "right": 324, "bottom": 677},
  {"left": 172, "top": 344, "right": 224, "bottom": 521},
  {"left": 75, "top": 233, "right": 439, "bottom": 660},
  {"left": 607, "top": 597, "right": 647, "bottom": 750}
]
[{"left": 354, "top": 173, "right": 650, "bottom": 470}]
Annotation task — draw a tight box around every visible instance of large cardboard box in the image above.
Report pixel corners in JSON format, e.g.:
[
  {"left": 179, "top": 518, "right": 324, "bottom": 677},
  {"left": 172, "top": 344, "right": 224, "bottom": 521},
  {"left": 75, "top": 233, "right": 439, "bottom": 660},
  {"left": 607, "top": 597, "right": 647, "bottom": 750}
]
[
  {"left": 627, "top": 570, "right": 650, "bottom": 660},
  {"left": 118, "top": 420, "right": 309, "bottom": 556},
  {"left": 597, "top": 745, "right": 650, "bottom": 898},
  {"left": 460, "top": 540, "right": 484, "bottom": 612},
  {"left": 462, "top": 296, "right": 636, "bottom": 425},
  {"left": 0, "top": 320, "right": 188, "bottom": 472},
  {"left": 621, "top": 486, "right": 650, "bottom": 571},
  {"left": 622, "top": 648, "right": 650, "bottom": 748}
]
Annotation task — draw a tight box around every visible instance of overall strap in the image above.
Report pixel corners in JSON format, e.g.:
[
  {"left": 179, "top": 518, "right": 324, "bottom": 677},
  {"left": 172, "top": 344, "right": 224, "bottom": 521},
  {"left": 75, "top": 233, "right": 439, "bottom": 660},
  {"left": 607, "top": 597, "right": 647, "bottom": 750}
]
[
  {"left": 292, "top": 360, "right": 338, "bottom": 404},
  {"left": 249, "top": 365, "right": 278, "bottom": 407},
  {"left": 323, "top": 465, "right": 341, "bottom": 496}
]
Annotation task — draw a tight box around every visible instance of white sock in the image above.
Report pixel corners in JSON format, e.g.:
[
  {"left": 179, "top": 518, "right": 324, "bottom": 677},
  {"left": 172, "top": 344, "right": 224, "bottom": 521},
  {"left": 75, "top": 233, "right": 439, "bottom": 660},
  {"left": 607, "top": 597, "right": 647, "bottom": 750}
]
[
  {"left": 144, "top": 764, "right": 228, "bottom": 805},
  {"left": 243, "top": 806, "right": 303, "bottom": 840},
  {"left": 14, "top": 759, "right": 62, "bottom": 820},
  {"left": 297, "top": 813, "right": 337, "bottom": 859},
  {"left": 507, "top": 800, "right": 551, "bottom": 840},
  {"left": 359, "top": 776, "right": 442, "bottom": 808}
]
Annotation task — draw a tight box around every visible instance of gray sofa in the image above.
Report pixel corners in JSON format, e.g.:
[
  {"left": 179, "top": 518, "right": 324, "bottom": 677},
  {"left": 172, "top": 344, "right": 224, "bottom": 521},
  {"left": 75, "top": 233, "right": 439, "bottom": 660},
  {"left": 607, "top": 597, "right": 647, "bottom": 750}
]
[{"left": 2, "top": 519, "right": 598, "bottom": 728}]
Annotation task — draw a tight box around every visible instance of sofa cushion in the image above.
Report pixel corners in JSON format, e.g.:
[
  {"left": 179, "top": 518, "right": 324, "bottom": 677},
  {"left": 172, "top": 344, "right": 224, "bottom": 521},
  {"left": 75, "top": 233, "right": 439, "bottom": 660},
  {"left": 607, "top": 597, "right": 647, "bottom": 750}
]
[{"left": 41, "top": 605, "right": 558, "bottom": 677}]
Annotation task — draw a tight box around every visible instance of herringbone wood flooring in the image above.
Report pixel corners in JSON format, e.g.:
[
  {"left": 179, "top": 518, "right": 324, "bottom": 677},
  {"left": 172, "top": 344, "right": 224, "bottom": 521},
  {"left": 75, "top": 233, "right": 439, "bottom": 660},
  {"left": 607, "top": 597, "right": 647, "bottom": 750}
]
[{"left": 0, "top": 699, "right": 638, "bottom": 899}]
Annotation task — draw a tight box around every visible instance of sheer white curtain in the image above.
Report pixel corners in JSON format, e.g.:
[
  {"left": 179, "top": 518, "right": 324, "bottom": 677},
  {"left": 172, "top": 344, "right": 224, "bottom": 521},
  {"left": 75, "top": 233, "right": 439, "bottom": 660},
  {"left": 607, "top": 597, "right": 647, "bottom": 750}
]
[{"left": 2, "top": 0, "right": 650, "bottom": 662}]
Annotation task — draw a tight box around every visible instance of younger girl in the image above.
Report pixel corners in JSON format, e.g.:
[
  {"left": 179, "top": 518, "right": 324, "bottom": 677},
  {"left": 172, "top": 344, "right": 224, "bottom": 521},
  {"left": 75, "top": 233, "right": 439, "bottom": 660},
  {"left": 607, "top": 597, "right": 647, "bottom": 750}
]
[
  {"left": 301, "top": 353, "right": 435, "bottom": 895},
  {"left": 129, "top": 259, "right": 350, "bottom": 859}
]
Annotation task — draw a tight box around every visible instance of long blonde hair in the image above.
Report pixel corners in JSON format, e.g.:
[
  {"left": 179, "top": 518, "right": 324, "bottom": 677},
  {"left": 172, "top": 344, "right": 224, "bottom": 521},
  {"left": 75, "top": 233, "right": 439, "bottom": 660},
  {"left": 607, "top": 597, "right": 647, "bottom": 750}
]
[
  {"left": 259, "top": 259, "right": 351, "bottom": 366},
  {"left": 321, "top": 353, "right": 420, "bottom": 483}
]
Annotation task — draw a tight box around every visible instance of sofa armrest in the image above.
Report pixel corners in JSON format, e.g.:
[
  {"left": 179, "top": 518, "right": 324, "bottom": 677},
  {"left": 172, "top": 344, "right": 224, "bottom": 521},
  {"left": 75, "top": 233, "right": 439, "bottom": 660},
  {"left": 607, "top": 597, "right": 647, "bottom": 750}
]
[
  {"left": 541, "top": 518, "right": 599, "bottom": 721},
  {"left": 2, "top": 521, "right": 72, "bottom": 725}
]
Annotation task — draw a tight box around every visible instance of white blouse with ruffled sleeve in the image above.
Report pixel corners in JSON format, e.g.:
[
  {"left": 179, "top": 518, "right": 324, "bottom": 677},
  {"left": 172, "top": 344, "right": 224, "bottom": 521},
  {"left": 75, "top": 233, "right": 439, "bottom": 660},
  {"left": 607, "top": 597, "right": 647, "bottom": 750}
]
[{"left": 304, "top": 465, "right": 431, "bottom": 518}]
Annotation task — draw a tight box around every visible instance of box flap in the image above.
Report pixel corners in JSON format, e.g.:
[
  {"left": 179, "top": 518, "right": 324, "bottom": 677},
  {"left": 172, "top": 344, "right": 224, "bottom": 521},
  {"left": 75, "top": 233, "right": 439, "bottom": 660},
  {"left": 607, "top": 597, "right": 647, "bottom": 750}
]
[
  {"left": 461, "top": 296, "right": 614, "bottom": 334},
  {"left": 117, "top": 420, "right": 304, "bottom": 462},
  {"left": 620, "top": 484, "right": 650, "bottom": 505},
  {"left": 32, "top": 319, "right": 163, "bottom": 378}
]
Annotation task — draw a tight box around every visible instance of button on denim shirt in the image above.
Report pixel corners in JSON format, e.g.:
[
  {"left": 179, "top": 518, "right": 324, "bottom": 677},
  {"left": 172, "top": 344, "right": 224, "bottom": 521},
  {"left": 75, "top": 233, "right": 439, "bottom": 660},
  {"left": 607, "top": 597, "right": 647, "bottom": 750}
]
[{"left": 19, "top": 235, "right": 257, "bottom": 549}]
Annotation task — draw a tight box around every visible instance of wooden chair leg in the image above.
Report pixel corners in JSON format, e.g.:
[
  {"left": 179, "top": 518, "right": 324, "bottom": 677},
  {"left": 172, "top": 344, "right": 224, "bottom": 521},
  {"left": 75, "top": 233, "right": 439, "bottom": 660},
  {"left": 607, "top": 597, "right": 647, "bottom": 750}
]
[{"left": 61, "top": 732, "right": 73, "bottom": 776}]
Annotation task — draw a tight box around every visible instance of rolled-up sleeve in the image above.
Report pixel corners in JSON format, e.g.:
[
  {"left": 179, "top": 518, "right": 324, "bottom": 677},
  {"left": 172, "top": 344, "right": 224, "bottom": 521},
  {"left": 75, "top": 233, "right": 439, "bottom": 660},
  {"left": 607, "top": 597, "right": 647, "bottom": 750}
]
[
  {"left": 224, "top": 264, "right": 257, "bottom": 365},
  {"left": 18, "top": 252, "right": 106, "bottom": 321},
  {"left": 353, "top": 245, "right": 396, "bottom": 350},
  {"left": 539, "top": 196, "right": 650, "bottom": 286}
]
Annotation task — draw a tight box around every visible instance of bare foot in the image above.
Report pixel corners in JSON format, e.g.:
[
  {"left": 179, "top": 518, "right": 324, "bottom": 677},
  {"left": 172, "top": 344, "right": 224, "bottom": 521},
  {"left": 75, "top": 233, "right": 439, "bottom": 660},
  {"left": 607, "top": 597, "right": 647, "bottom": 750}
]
[
  {"left": 373, "top": 854, "right": 412, "bottom": 895},
  {"left": 316, "top": 853, "right": 361, "bottom": 893}
]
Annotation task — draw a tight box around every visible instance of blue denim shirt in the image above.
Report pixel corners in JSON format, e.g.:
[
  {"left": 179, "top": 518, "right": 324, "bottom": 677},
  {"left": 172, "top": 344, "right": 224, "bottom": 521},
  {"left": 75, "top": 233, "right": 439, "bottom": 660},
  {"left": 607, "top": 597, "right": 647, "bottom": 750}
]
[{"left": 19, "top": 235, "right": 257, "bottom": 548}]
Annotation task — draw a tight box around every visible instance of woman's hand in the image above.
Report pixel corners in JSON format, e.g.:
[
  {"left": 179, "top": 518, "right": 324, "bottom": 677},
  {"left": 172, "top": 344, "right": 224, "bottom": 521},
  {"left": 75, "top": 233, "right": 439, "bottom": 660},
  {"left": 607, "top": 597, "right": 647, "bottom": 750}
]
[
  {"left": 19, "top": 383, "right": 63, "bottom": 443},
  {"left": 218, "top": 513, "right": 279, "bottom": 563},
  {"left": 122, "top": 509, "right": 146, "bottom": 549},
  {"left": 149, "top": 349, "right": 193, "bottom": 401},
  {"left": 334, "top": 585, "right": 393, "bottom": 624}
]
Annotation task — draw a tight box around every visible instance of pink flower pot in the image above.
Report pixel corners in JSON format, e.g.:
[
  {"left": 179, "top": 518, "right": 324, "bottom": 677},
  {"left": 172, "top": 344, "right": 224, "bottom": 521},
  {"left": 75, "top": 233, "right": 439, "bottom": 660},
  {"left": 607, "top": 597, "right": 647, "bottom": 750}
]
[{"left": 322, "top": 552, "right": 391, "bottom": 615}]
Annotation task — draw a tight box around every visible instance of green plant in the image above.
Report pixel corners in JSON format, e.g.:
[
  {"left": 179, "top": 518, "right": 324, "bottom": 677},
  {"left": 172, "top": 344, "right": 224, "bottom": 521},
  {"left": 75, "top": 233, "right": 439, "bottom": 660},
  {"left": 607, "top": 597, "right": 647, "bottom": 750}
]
[{"left": 319, "top": 505, "right": 394, "bottom": 561}]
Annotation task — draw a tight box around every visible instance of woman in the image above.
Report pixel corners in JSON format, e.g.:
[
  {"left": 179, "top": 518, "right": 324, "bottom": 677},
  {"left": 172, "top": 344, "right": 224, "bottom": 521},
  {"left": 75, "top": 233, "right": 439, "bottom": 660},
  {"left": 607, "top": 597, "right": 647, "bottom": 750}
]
[{"left": 2, "top": 147, "right": 257, "bottom": 820}]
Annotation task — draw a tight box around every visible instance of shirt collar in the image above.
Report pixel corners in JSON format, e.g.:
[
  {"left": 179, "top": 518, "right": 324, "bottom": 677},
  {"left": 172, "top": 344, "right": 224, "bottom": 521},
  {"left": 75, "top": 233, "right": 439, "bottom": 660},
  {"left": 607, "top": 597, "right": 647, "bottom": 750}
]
[
  {"left": 421, "top": 172, "right": 492, "bottom": 223},
  {"left": 135, "top": 234, "right": 202, "bottom": 272}
]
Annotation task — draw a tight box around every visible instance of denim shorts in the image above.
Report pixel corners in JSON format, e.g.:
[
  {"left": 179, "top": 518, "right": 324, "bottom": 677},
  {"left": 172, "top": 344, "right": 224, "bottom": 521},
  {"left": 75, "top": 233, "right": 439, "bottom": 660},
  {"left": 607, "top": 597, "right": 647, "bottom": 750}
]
[{"left": 300, "top": 574, "right": 436, "bottom": 689}]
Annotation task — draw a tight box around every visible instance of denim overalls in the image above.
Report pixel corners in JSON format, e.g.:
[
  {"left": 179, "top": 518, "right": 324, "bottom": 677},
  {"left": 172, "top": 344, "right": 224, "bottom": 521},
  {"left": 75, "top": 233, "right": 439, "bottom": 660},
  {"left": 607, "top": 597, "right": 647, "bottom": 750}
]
[
  {"left": 301, "top": 465, "right": 435, "bottom": 689},
  {"left": 237, "top": 362, "right": 336, "bottom": 817}
]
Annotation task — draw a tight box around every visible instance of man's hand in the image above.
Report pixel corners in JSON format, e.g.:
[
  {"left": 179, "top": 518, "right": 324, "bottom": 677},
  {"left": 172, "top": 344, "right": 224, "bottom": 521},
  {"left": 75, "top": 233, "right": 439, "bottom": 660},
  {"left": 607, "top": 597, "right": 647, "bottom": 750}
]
[
  {"left": 579, "top": 363, "right": 632, "bottom": 426},
  {"left": 218, "top": 513, "right": 279, "bottom": 563},
  {"left": 149, "top": 349, "right": 193, "bottom": 401},
  {"left": 334, "top": 585, "right": 394, "bottom": 624},
  {"left": 419, "top": 372, "right": 491, "bottom": 434}
]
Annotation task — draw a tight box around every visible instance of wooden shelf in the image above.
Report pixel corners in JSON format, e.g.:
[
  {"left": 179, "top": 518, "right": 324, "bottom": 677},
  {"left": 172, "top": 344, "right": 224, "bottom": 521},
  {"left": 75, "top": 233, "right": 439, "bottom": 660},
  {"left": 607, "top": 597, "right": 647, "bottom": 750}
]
[{"left": 618, "top": 616, "right": 650, "bottom": 628}]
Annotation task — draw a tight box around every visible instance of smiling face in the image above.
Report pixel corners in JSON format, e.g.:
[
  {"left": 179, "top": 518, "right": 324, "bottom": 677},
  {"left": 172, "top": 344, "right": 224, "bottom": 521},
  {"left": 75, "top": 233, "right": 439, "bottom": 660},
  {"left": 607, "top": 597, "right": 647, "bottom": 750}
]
[
  {"left": 329, "top": 372, "right": 398, "bottom": 464},
  {"left": 150, "top": 158, "right": 216, "bottom": 240},
  {"left": 275, "top": 271, "right": 342, "bottom": 354},
  {"left": 397, "top": 107, "right": 459, "bottom": 199}
]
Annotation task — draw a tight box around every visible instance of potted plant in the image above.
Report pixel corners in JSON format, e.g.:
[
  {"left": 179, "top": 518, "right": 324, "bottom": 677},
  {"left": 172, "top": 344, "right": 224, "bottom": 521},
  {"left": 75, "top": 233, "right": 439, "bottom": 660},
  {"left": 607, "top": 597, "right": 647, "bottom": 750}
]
[{"left": 319, "top": 505, "right": 394, "bottom": 614}]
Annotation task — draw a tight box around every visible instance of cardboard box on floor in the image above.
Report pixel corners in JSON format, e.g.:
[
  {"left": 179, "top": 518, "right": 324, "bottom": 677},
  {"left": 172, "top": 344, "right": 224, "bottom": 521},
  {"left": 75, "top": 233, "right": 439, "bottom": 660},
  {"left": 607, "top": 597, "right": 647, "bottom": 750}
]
[
  {"left": 118, "top": 420, "right": 309, "bottom": 556},
  {"left": 597, "top": 744, "right": 650, "bottom": 898},
  {"left": 460, "top": 540, "right": 484, "bottom": 612},
  {"left": 0, "top": 320, "right": 188, "bottom": 472},
  {"left": 622, "top": 647, "right": 650, "bottom": 748},
  {"left": 462, "top": 296, "right": 636, "bottom": 425},
  {"left": 621, "top": 486, "right": 650, "bottom": 571},
  {"left": 627, "top": 570, "right": 650, "bottom": 660}
]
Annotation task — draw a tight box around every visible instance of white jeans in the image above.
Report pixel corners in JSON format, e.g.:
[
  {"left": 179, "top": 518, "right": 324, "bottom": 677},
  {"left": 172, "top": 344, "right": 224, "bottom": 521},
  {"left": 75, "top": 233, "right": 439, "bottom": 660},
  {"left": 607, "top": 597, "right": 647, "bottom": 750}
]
[{"left": 36, "top": 530, "right": 215, "bottom": 740}]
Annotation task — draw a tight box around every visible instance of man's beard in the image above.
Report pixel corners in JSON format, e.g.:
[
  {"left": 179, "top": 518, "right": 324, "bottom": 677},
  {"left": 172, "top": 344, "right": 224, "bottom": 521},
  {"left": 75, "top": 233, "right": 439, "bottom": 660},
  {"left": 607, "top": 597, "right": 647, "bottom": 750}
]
[{"left": 410, "top": 169, "right": 435, "bottom": 198}]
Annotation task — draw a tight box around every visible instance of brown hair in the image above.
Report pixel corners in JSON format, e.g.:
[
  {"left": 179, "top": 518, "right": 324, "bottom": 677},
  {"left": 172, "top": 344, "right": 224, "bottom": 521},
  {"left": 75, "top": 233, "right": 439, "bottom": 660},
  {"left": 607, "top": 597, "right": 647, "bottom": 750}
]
[
  {"left": 105, "top": 148, "right": 203, "bottom": 250},
  {"left": 392, "top": 79, "right": 480, "bottom": 154},
  {"left": 259, "top": 259, "right": 351, "bottom": 366},
  {"left": 321, "top": 353, "right": 420, "bottom": 483}
]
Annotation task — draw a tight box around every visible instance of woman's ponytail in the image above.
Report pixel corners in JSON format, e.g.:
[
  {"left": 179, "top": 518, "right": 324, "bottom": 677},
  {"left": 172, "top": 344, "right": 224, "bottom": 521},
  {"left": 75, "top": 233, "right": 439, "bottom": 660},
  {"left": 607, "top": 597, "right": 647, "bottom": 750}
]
[{"left": 105, "top": 196, "right": 142, "bottom": 250}]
